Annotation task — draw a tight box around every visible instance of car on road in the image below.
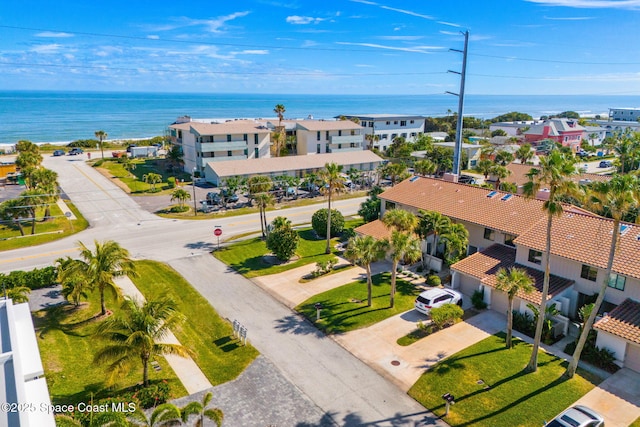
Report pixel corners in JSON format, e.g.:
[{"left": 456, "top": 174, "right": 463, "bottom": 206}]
[
  {"left": 53, "top": 149, "right": 65, "bottom": 156},
  {"left": 544, "top": 405, "right": 604, "bottom": 427},
  {"left": 414, "top": 288, "right": 462, "bottom": 315},
  {"left": 598, "top": 160, "right": 613, "bottom": 168},
  {"left": 68, "top": 148, "right": 84, "bottom": 155}
]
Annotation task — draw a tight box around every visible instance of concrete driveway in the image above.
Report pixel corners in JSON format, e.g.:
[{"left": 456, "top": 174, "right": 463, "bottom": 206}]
[{"left": 571, "top": 368, "right": 640, "bottom": 427}]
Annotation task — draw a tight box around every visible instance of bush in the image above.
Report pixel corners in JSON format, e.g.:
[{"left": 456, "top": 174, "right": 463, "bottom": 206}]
[
  {"left": 167, "top": 176, "right": 176, "bottom": 188},
  {"left": 430, "top": 303, "right": 463, "bottom": 330},
  {"left": 133, "top": 381, "right": 171, "bottom": 408},
  {"left": 426, "top": 275, "right": 441, "bottom": 287},
  {"left": 471, "top": 289, "right": 487, "bottom": 309},
  {"left": 0, "top": 266, "right": 57, "bottom": 290},
  {"left": 312, "top": 257, "right": 338, "bottom": 277},
  {"left": 564, "top": 330, "right": 619, "bottom": 373},
  {"left": 266, "top": 217, "right": 299, "bottom": 261},
  {"left": 512, "top": 310, "right": 536, "bottom": 337},
  {"left": 169, "top": 205, "right": 189, "bottom": 213},
  {"left": 311, "top": 208, "right": 344, "bottom": 238}
]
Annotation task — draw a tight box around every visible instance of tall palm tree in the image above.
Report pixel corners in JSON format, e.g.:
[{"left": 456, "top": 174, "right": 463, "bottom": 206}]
[
  {"left": 247, "top": 175, "right": 273, "bottom": 202},
  {"left": 0, "top": 197, "right": 29, "bottom": 236},
  {"left": 20, "top": 189, "right": 45, "bottom": 234},
  {"left": 30, "top": 167, "right": 59, "bottom": 219},
  {"left": 386, "top": 231, "right": 421, "bottom": 308},
  {"left": 344, "top": 235, "right": 389, "bottom": 307},
  {"left": 94, "top": 296, "right": 189, "bottom": 386},
  {"left": 495, "top": 150, "right": 514, "bottom": 166},
  {"left": 273, "top": 104, "right": 286, "bottom": 157},
  {"left": 489, "top": 164, "right": 511, "bottom": 190},
  {"left": 565, "top": 174, "right": 640, "bottom": 378},
  {"left": 522, "top": 150, "right": 577, "bottom": 372},
  {"left": 416, "top": 210, "right": 452, "bottom": 258},
  {"left": 319, "top": 162, "right": 344, "bottom": 254},
  {"left": 181, "top": 391, "right": 224, "bottom": 427},
  {"left": 128, "top": 403, "right": 182, "bottom": 427},
  {"left": 95, "top": 130, "right": 107, "bottom": 159},
  {"left": 71, "top": 239, "right": 137, "bottom": 316},
  {"left": 495, "top": 267, "right": 534, "bottom": 348},
  {"left": 475, "top": 159, "right": 494, "bottom": 180},
  {"left": 440, "top": 222, "right": 469, "bottom": 266},
  {"left": 382, "top": 208, "right": 418, "bottom": 233},
  {"left": 56, "top": 256, "right": 89, "bottom": 307},
  {"left": 365, "top": 133, "right": 380, "bottom": 151},
  {"left": 143, "top": 172, "right": 163, "bottom": 192},
  {"left": 612, "top": 131, "right": 637, "bottom": 174},
  {"left": 170, "top": 188, "right": 191, "bottom": 209},
  {"left": 255, "top": 192, "right": 275, "bottom": 238}
]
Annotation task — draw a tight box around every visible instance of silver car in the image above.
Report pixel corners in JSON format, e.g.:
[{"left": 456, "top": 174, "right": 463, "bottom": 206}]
[{"left": 544, "top": 405, "right": 604, "bottom": 427}]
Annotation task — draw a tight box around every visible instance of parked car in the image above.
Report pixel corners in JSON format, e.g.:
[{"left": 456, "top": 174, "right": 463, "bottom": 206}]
[
  {"left": 221, "top": 189, "right": 239, "bottom": 203},
  {"left": 53, "top": 149, "right": 65, "bottom": 156},
  {"left": 577, "top": 149, "right": 588, "bottom": 158},
  {"left": 414, "top": 288, "right": 462, "bottom": 315},
  {"left": 598, "top": 160, "right": 613, "bottom": 168},
  {"left": 68, "top": 148, "right": 84, "bottom": 155},
  {"left": 458, "top": 175, "right": 477, "bottom": 185},
  {"left": 206, "top": 192, "right": 222, "bottom": 205},
  {"left": 544, "top": 405, "right": 604, "bottom": 427}
]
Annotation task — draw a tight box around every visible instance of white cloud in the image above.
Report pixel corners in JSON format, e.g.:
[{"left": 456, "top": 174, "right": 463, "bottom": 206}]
[
  {"left": 526, "top": 0, "right": 640, "bottom": 9},
  {"left": 286, "top": 15, "right": 325, "bottom": 24},
  {"left": 30, "top": 44, "right": 62, "bottom": 54},
  {"left": 233, "top": 49, "right": 269, "bottom": 55},
  {"left": 544, "top": 15, "right": 594, "bottom": 19},
  {"left": 336, "top": 41, "right": 444, "bottom": 53},
  {"left": 437, "top": 21, "right": 462, "bottom": 28},
  {"left": 379, "top": 5, "right": 434, "bottom": 19},
  {"left": 147, "top": 35, "right": 160, "bottom": 40},
  {"left": 148, "top": 11, "right": 251, "bottom": 33},
  {"left": 35, "top": 31, "right": 74, "bottom": 38},
  {"left": 377, "top": 35, "right": 423, "bottom": 40}
]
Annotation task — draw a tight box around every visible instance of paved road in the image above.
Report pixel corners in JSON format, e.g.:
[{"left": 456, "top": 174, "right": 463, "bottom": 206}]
[{"left": 2, "top": 155, "right": 443, "bottom": 426}]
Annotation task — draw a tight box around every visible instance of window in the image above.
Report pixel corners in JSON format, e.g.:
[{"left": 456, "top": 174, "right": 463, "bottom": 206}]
[
  {"left": 528, "top": 249, "right": 542, "bottom": 264},
  {"left": 254, "top": 134, "right": 259, "bottom": 144},
  {"left": 254, "top": 147, "right": 259, "bottom": 158},
  {"left": 400, "top": 120, "right": 407, "bottom": 126},
  {"left": 369, "top": 121, "right": 374, "bottom": 127},
  {"left": 468, "top": 245, "right": 478, "bottom": 255},
  {"left": 350, "top": 130, "right": 355, "bottom": 135},
  {"left": 338, "top": 130, "right": 342, "bottom": 136},
  {"left": 244, "top": 148, "right": 248, "bottom": 156},
  {"left": 227, "top": 150, "right": 232, "bottom": 157},
  {"left": 608, "top": 274, "right": 626, "bottom": 290},
  {"left": 386, "top": 121, "right": 391, "bottom": 125},
  {"left": 327, "top": 131, "right": 330, "bottom": 139},
  {"left": 580, "top": 264, "right": 598, "bottom": 282},
  {"left": 243, "top": 133, "right": 248, "bottom": 141},
  {"left": 410, "top": 132, "right": 417, "bottom": 138},
  {"left": 401, "top": 133, "right": 407, "bottom": 138},
  {"left": 317, "top": 143, "right": 321, "bottom": 154},
  {"left": 317, "top": 131, "right": 321, "bottom": 141},
  {"left": 391, "top": 133, "right": 398, "bottom": 139},
  {"left": 504, "top": 234, "right": 516, "bottom": 247},
  {"left": 227, "top": 135, "right": 232, "bottom": 142},
  {"left": 381, "top": 134, "right": 388, "bottom": 140},
  {"left": 410, "top": 120, "right": 415, "bottom": 124},
  {"left": 483, "top": 228, "right": 495, "bottom": 241},
  {"left": 394, "top": 121, "right": 398, "bottom": 125}
]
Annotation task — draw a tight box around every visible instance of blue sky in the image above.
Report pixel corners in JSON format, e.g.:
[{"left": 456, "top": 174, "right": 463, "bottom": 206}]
[{"left": 1, "top": 0, "right": 639, "bottom": 95}]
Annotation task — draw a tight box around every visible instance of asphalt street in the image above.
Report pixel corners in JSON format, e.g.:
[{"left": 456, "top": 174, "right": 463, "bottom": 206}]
[{"left": 1, "top": 154, "right": 443, "bottom": 426}]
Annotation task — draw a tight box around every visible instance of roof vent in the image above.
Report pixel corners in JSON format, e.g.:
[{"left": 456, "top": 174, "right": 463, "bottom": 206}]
[
  {"left": 620, "top": 224, "right": 631, "bottom": 235},
  {"left": 487, "top": 191, "right": 498, "bottom": 198},
  {"left": 501, "top": 194, "right": 513, "bottom": 202},
  {"left": 409, "top": 176, "right": 420, "bottom": 183}
]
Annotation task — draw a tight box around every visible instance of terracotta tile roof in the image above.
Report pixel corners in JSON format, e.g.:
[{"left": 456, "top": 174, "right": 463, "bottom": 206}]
[
  {"left": 354, "top": 220, "right": 392, "bottom": 240},
  {"left": 505, "top": 163, "right": 611, "bottom": 188},
  {"left": 594, "top": 298, "right": 640, "bottom": 344},
  {"left": 451, "top": 244, "right": 574, "bottom": 305},
  {"left": 379, "top": 177, "right": 546, "bottom": 236},
  {"left": 514, "top": 211, "right": 640, "bottom": 280}
]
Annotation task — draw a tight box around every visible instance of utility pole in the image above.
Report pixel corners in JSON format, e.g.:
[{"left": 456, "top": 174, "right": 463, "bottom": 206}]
[{"left": 446, "top": 30, "right": 469, "bottom": 178}]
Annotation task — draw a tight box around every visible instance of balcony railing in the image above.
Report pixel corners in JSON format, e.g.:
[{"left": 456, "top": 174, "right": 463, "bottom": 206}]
[{"left": 200, "top": 141, "right": 247, "bottom": 151}]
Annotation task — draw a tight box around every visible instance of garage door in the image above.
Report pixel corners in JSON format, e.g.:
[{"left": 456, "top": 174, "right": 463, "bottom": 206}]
[
  {"left": 624, "top": 342, "right": 640, "bottom": 372},
  {"left": 491, "top": 289, "right": 509, "bottom": 316}
]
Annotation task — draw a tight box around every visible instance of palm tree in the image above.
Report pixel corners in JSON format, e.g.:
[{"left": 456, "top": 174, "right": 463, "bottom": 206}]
[
  {"left": 273, "top": 104, "right": 286, "bottom": 157},
  {"left": 475, "top": 159, "right": 494, "bottom": 180},
  {"left": 20, "top": 189, "right": 45, "bottom": 234},
  {"left": 255, "top": 192, "right": 275, "bottom": 238},
  {"left": 522, "top": 150, "right": 578, "bottom": 372},
  {"left": 414, "top": 159, "right": 437, "bottom": 177},
  {"left": 0, "top": 197, "right": 29, "bottom": 236},
  {"left": 71, "top": 240, "right": 137, "bottom": 316},
  {"left": 495, "top": 150, "right": 514, "bottom": 166},
  {"left": 318, "top": 162, "right": 344, "bottom": 254},
  {"left": 170, "top": 188, "right": 191, "bottom": 209},
  {"left": 122, "top": 157, "right": 137, "bottom": 177},
  {"left": 344, "top": 235, "right": 389, "bottom": 307},
  {"left": 30, "top": 167, "right": 59, "bottom": 219},
  {"left": 383, "top": 162, "right": 410, "bottom": 186},
  {"left": 95, "top": 296, "right": 189, "bottom": 386},
  {"left": 128, "top": 403, "right": 182, "bottom": 427},
  {"left": 7, "top": 286, "right": 30, "bottom": 303},
  {"left": 143, "top": 172, "right": 163, "bottom": 192},
  {"left": 440, "top": 222, "right": 469, "bottom": 266},
  {"left": 495, "top": 267, "right": 534, "bottom": 348},
  {"left": 95, "top": 130, "right": 107, "bottom": 159},
  {"left": 515, "top": 143, "right": 534, "bottom": 165},
  {"left": 181, "top": 391, "right": 224, "bottom": 427},
  {"left": 365, "top": 133, "right": 380, "bottom": 150},
  {"left": 247, "top": 175, "right": 273, "bottom": 202},
  {"left": 416, "top": 210, "right": 451, "bottom": 258},
  {"left": 57, "top": 256, "right": 89, "bottom": 306},
  {"left": 564, "top": 174, "right": 640, "bottom": 378},
  {"left": 382, "top": 208, "right": 418, "bottom": 233},
  {"left": 386, "top": 231, "right": 421, "bottom": 308},
  {"left": 489, "top": 164, "right": 511, "bottom": 190}
]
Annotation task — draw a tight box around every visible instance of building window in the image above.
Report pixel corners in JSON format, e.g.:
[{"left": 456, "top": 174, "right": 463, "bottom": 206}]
[
  {"left": 381, "top": 134, "right": 388, "bottom": 140},
  {"left": 391, "top": 133, "right": 397, "bottom": 139},
  {"left": 317, "top": 143, "right": 321, "bottom": 154},
  {"left": 369, "top": 121, "right": 374, "bottom": 127},
  {"left": 410, "top": 120, "right": 415, "bottom": 124},
  {"left": 484, "top": 228, "right": 495, "bottom": 241},
  {"left": 401, "top": 133, "right": 407, "bottom": 138},
  {"left": 410, "top": 132, "right": 417, "bottom": 138},
  {"left": 243, "top": 134, "right": 248, "bottom": 141},
  {"left": 528, "top": 249, "right": 542, "bottom": 264},
  {"left": 608, "top": 274, "right": 626, "bottom": 290},
  {"left": 394, "top": 121, "right": 398, "bottom": 125},
  {"left": 326, "top": 131, "right": 330, "bottom": 140},
  {"left": 227, "top": 135, "right": 232, "bottom": 142},
  {"left": 468, "top": 245, "right": 478, "bottom": 255},
  {"left": 504, "top": 234, "right": 516, "bottom": 247},
  {"left": 244, "top": 148, "right": 248, "bottom": 156},
  {"left": 317, "top": 131, "right": 321, "bottom": 141},
  {"left": 580, "top": 264, "right": 598, "bottom": 282},
  {"left": 254, "top": 134, "right": 259, "bottom": 144},
  {"left": 338, "top": 130, "right": 342, "bottom": 137},
  {"left": 254, "top": 147, "right": 259, "bottom": 158},
  {"left": 227, "top": 151, "right": 232, "bottom": 157},
  {"left": 386, "top": 121, "right": 390, "bottom": 125},
  {"left": 400, "top": 120, "right": 407, "bottom": 126}
]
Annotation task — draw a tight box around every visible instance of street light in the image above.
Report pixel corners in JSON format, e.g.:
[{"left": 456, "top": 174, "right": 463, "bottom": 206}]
[{"left": 192, "top": 167, "right": 198, "bottom": 216}]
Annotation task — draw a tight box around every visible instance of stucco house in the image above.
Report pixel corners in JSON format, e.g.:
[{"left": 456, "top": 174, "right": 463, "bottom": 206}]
[{"left": 524, "top": 118, "right": 585, "bottom": 150}]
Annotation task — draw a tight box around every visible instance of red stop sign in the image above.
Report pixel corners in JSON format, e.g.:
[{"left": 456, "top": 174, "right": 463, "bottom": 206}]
[{"left": 214, "top": 228, "right": 222, "bottom": 236}]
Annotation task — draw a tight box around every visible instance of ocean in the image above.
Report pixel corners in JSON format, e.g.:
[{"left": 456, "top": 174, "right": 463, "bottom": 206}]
[{"left": 0, "top": 91, "right": 638, "bottom": 145}]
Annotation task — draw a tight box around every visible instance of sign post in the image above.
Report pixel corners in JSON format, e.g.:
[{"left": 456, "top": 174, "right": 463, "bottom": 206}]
[{"left": 214, "top": 226, "right": 222, "bottom": 250}]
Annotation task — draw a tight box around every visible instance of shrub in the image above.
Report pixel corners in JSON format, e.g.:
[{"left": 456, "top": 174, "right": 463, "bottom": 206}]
[
  {"left": 169, "top": 205, "right": 189, "bottom": 213},
  {"left": 167, "top": 176, "right": 176, "bottom": 188},
  {"left": 133, "top": 381, "right": 171, "bottom": 409},
  {"left": 512, "top": 310, "right": 536, "bottom": 336},
  {"left": 426, "top": 275, "right": 441, "bottom": 287},
  {"left": 312, "top": 257, "right": 338, "bottom": 277},
  {"left": 430, "top": 303, "right": 463, "bottom": 330},
  {"left": 311, "top": 208, "right": 344, "bottom": 238},
  {"left": 471, "top": 289, "right": 487, "bottom": 309},
  {"left": 93, "top": 159, "right": 105, "bottom": 167},
  {"left": 0, "top": 266, "right": 57, "bottom": 290},
  {"left": 564, "top": 330, "right": 619, "bottom": 373},
  {"left": 266, "top": 217, "right": 299, "bottom": 261}
]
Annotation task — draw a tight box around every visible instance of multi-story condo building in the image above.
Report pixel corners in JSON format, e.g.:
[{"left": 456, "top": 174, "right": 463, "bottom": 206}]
[
  {"left": 293, "top": 120, "right": 364, "bottom": 155},
  {"left": 609, "top": 107, "right": 640, "bottom": 122},
  {"left": 338, "top": 114, "right": 426, "bottom": 152}
]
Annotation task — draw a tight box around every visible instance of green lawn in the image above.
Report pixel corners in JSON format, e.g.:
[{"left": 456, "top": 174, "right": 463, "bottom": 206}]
[
  {"left": 295, "top": 272, "right": 421, "bottom": 334},
  {"left": 0, "top": 201, "right": 89, "bottom": 251},
  {"left": 130, "top": 260, "right": 259, "bottom": 385},
  {"left": 408, "top": 334, "right": 601, "bottom": 427},
  {"left": 34, "top": 291, "right": 187, "bottom": 405},
  {"left": 96, "top": 158, "right": 189, "bottom": 194},
  {"left": 631, "top": 416, "right": 640, "bottom": 427},
  {"left": 214, "top": 219, "right": 362, "bottom": 278}
]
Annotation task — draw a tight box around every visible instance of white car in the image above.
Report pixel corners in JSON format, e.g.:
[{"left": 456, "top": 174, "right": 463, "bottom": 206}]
[
  {"left": 544, "top": 405, "right": 605, "bottom": 427},
  {"left": 414, "top": 288, "right": 462, "bottom": 315}
]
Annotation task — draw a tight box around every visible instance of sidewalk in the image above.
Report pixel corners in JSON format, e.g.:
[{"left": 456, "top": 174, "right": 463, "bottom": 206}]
[{"left": 113, "top": 277, "right": 213, "bottom": 394}]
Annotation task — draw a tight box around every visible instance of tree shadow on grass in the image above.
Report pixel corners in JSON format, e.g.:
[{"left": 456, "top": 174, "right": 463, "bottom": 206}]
[{"left": 34, "top": 304, "right": 98, "bottom": 338}]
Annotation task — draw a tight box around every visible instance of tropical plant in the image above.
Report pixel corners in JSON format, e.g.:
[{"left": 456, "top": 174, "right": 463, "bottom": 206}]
[
  {"left": 489, "top": 164, "right": 511, "bottom": 190},
  {"left": 95, "top": 130, "right": 107, "bottom": 159},
  {"left": 430, "top": 303, "right": 464, "bottom": 330},
  {"left": 247, "top": 175, "right": 273, "bottom": 200},
  {"left": 143, "top": 172, "right": 163, "bottom": 192},
  {"left": 515, "top": 143, "right": 534, "bottom": 164},
  {"left": 266, "top": 216, "right": 299, "bottom": 261},
  {"left": 94, "top": 296, "right": 189, "bottom": 386},
  {"left": 254, "top": 192, "right": 275, "bottom": 238},
  {"left": 414, "top": 159, "right": 437, "bottom": 177},
  {"left": 382, "top": 162, "right": 410, "bottom": 186},
  {"left": 7, "top": 285, "right": 30, "bottom": 303},
  {"left": 122, "top": 157, "right": 137, "bottom": 177},
  {"left": 365, "top": 133, "right": 380, "bottom": 150},
  {"left": 19, "top": 189, "right": 46, "bottom": 234},
  {"left": 416, "top": 210, "right": 452, "bottom": 258},
  {"left": 0, "top": 197, "right": 30, "bottom": 236},
  {"left": 495, "top": 267, "right": 534, "bottom": 348},
  {"left": 170, "top": 188, "right": 191, "bottom": 208},
  {"left": 273, "top": 104, "right": 286, "bottom": 157},
  {"left": 128, "top": 403, "right": 182, "bottom": 427},
  {"left": 495, "top": 149, "right": 514, "bottom": 165},
  {"left": 166, "top": 145, "right": 184, "bottom": 169},
  {"left": 67, "top": 240, "right": 137, "bottom": 316},
  {"left": 318, "top": 162, "right": 344, "bottom": 253},
  {"left": 56, "top": 256, "right": 89, "bottom": 306},
  {"left": 440, "top": 222, "right": 469, "bottom": 265},
  {"left": 475, "top": 159, "right": 494, "bottom": 179},
  {"left": 522, "top": 150, "right": 578, "bottom": 372},
  {"left": 181, "top": 391, "right": 224, "bottom": 427},
  {"left": 565, "top": 174, "right": 640, "bottom": 378},
  {"left": 386, "top": 231, "right": 421, "bottom": 308},
  {"left": 382, "top": 208, "right": 418, "bottom": 233},
  {"left": 344, "top": 235, "right": 389, "bottom": 307},
  {"left": 29, "top": 167, "right": 59, "bottom": 219}
]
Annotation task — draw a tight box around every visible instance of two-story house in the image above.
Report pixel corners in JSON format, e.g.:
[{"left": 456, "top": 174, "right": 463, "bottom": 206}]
[
  {"left": 524, "top": 118, "right": 585, "bottom": 150},
  {"left": 337, "top": 114, "right": 426, "bottom": 152}
]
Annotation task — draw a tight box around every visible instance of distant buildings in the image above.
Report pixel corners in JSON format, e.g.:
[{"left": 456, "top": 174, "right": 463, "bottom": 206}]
[
  {"left": 524, "top": 118, "right": 585, "bottom": 150},
  {"left": 608, "top": 107, "right": 640, "bottom": 122},
  {"left": 337, "top": 114, "right": 426, "bottom": 152}
]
